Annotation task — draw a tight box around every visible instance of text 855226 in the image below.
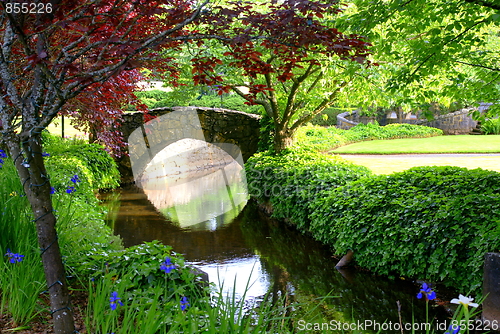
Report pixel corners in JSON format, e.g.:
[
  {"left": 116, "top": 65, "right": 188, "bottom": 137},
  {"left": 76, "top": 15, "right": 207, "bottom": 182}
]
[{"left": 5, "top": 2, "right": 53, "bottom": 14}]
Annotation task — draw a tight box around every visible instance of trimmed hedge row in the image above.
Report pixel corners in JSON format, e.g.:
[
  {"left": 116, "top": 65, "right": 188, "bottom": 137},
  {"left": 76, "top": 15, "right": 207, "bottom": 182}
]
[
  {"left": 246, "top": 150, "right": 500, "bottom": 294},
  {"left": 295, "top": 122, "right": 443, "bottom": 152},
  {"left": 310, "top": 166, "right": 500, "bottom": 293},
  {"left": 246, "top": 149, "right": 372, "bottom": 232}
]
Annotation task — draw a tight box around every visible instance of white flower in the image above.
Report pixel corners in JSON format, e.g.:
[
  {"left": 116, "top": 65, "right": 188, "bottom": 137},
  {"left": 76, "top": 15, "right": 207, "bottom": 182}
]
[{"left": 450, "top": 294, "right": 479, "bottom": 308}]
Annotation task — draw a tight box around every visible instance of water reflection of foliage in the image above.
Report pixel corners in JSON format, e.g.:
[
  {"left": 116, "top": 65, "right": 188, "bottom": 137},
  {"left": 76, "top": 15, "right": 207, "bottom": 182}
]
[
  {"left": 239, "top": 202, "right": 431, "bottom": 328},
  {"left": 160, "top": 180, "right": 247, "bottom": 230}
]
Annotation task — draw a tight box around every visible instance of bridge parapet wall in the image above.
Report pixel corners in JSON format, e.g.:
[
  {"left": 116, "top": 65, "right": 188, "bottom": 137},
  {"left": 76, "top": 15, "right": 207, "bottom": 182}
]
[{"left": 117, "top": 107, "right": 261, "bottom": 183}]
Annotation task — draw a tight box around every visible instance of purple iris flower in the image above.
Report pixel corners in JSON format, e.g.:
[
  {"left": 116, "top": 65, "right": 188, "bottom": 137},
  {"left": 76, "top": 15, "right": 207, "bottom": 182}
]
[
  {"left": 417, "top": 282, "right": 436, "bottom": 300},
  {"left": 180, "top": 296, "right": 189, "bottom": 311},
  {"left": 5, "top": 249, "right": 24, "bottom": 263},
  {"left": 109, "top": 291, "right": 123, "bottom": 310},
  {"left": 160, "top": 257, "right": 176, "bottom": 274}
]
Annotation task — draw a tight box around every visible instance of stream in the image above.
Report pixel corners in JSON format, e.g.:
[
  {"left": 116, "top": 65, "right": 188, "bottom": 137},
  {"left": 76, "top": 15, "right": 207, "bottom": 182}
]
[{"left": 100, "top": 140, "right": 451, "bottom": 333}]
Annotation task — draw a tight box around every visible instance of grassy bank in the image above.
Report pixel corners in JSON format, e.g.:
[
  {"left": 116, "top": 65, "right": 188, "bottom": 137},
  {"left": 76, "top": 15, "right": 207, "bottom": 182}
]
[
  {"left": 333, "top": 135, "right": 500, "bottom": 154},
  {"left": 338, "top": 154, "right": 500, "bottom": 174}
]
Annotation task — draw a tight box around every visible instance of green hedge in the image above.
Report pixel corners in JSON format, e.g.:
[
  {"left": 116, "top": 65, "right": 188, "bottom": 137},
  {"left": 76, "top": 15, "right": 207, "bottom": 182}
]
[
  {"left": 245, "top": 149, "right": 372, "bottom": 231},
  {"left": 43, "top": 131, "right": 120, "bottom": 191},
  {"left": 295, "top": 122, "right": 443, "bottom": 152},
  {"left": 41, "top": 132, "right": 122, "bottom": 266},
  {"left": 189, "top": 94, "right": 262, "bottom": 114},
  {"left": 0, "top": 134, "right": 122, "bottom": 278},
  {"left": 133, "top": 89, "right": 262, "bottom": 114},
  {"left": 246, "top": 148, "right": 500, "bottom": 293},
  {"left": 309, "top": 166, "right": 500, "bottom": 293}
]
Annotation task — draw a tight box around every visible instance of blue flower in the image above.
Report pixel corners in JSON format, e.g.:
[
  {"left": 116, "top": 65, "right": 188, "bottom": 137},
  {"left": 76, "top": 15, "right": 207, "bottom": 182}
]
[
  {"left": 109, "top": 291, "right": 123, "bottom": 311},
  {"left": 445, "top": 324, "right": 460, "bottom": 334},
  {"left": 70, "top": 175, "right": 81, "bottom": 184},
  {"left": 160, "top": 257, "right": 176, "bottom": 274},
  {"left": 417, "top": 283, "right": 436, "bottom": 300},
  {"left": 42, "top": 152, "right": 50, "bottom": 157},
  {"left": 180, "top": 296, "right": 189, "bottom": 311},
  {"left": 5, "top": 249, "right": 24, "bottom": 263},
  {"left": 0, "top": 149, "right": 5, "bottom": 168},
  {"left": 50, "top": 187, "right": 56, "bottom": 195},
  {"left": 66, "top": 186, "right": 75, "bottom": 194}
]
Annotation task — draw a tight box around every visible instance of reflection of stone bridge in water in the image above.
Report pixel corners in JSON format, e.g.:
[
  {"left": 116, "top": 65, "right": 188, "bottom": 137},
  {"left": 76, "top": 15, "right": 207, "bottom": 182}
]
[{"left": 116, "top": 107, "right": 261, "bottom": 183}]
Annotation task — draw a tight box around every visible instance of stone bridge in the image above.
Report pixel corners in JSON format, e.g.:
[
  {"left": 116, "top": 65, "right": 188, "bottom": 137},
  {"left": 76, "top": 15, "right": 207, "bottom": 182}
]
[{"left": 116, "top": 107, "right": 261, "bottom": 183}]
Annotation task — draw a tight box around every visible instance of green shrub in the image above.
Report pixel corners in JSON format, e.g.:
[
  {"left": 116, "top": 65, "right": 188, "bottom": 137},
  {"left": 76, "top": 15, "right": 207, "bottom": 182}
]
[
  {"left": 132, "top": 90, "right": 192, "bottom": 110},
  {"left": 134, "top": 90, "right": 171, "bottom": 102},
  {"left": 77, "top": 241, "right": 202, "bottom": 296},
  {"left": 295, "top": 123, "right": 443, "bottom": 152},
  {"left": 0, "top": 150, "right": 121, "bottom": 327},
  {"left": 309, "top": 166, "right": 500, "bottom": 293},
  {"left": 41, "top": 134, "right": 123, "bottom": 269},
  {"left": 246, "top": 149, "right": 372, "bottom": 231},
  {"left": 43, "top": 131, "right": 120, "bottom": 190},
  {"left": 481, "top": 118, "right": 500, "bottom": 135},
  {"left": 189, "top": 94, "right": 261, "bottom": 114}
]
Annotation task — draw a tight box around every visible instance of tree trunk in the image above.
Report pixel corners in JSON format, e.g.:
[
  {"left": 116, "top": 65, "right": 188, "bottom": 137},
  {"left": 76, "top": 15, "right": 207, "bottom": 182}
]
[
  {"left": 273, "top": 129, "right": 294, "bottom": 154},
  {"left": 395, "top": 106, "right": 409, "bottom": 123},
  {"left": 7, "top": 136, "right": 75, "bottom": 334}
]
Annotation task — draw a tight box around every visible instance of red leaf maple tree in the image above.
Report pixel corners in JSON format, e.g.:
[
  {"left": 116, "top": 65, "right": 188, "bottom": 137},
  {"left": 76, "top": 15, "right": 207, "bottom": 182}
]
[{"left": 0, "top": 0, "right": 370, "bottom": 332}]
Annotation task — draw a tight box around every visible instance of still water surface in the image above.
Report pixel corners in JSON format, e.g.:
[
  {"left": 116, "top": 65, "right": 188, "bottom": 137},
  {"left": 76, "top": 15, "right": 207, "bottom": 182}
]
[{"left": 101, "top": 151, "right": 448, "bottom": 332}]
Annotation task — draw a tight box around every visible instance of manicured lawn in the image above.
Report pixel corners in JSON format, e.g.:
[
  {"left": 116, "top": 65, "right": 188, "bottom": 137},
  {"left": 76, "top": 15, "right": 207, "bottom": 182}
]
[
  {"left": 332, "top": 135, "right": 500, "bottom": 154},
  {"left": 46, "top": 116, "right": 88, "bottom": 139},
  {"left": 337, "top": 153, "right": 500, "bottom": 175}
]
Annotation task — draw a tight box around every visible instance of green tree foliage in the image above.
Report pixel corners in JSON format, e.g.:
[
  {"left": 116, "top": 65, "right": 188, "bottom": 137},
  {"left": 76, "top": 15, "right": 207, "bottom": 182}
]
[
  {"left": 337, "top": 0, "right": 500, "bottom": 117},
  {"left": 161, "top": 1, "right": 372, "bottom": 152}
]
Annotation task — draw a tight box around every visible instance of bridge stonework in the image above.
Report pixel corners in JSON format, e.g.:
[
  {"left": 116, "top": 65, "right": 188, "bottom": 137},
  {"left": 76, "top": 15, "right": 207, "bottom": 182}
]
[{"left": 117, "top": 107, "right": 261, "bottom": 183}]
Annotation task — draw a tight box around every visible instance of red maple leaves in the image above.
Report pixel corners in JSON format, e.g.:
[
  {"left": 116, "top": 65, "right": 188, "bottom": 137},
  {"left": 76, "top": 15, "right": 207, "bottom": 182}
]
[{"left": 1, "top": 0, "right": 371, "bottom": 154}]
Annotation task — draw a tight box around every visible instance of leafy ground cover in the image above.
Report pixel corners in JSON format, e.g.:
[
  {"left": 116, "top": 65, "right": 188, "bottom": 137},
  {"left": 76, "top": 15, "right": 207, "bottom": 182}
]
[
  {"left": 332, "top": 134, "right": 500, "bottom": 154},
  {"left": 245, "top": 149, "right": 372, "bottom": 231},
  {"left": 310, "top": 166, "right": 500, "bottom": 294}
]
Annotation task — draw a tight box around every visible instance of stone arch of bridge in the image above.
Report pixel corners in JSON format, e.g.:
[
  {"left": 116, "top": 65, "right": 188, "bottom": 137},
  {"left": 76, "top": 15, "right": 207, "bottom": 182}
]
[{"left": 116, "top": 107, "right": 261, "bottom": 183}]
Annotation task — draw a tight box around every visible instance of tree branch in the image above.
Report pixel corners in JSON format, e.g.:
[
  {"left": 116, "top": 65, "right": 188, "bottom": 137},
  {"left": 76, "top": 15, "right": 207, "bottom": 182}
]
[
  {"left": 410, "top": 19, "right": 488, "bottom": 77},
  {"left": 282, "top": 62, "right": 318, "bottom": 129},
  {"left": 289, "top": 81, "right": 348, "bottom": 132},
  {"left": 455, "top": 60, "right": 500, "bottom": 71},
  {"left": 462, "top": 0, "right": 500, "bottom": 10},
  {"left": 264, "top": 72, "right": 280, "bottom": 121}
]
